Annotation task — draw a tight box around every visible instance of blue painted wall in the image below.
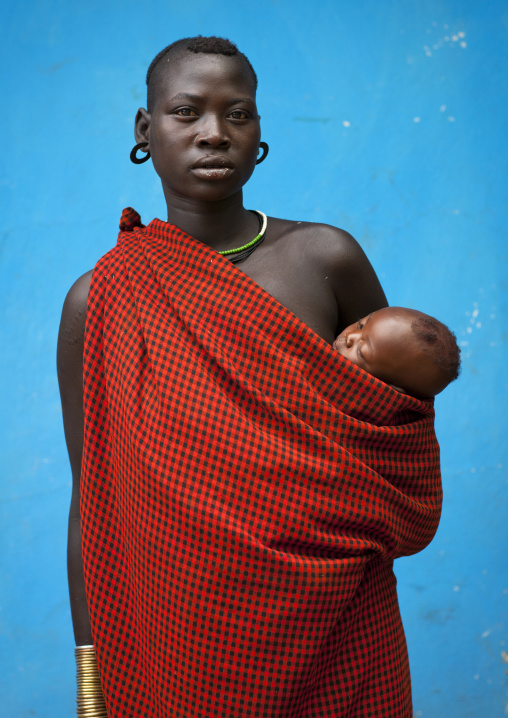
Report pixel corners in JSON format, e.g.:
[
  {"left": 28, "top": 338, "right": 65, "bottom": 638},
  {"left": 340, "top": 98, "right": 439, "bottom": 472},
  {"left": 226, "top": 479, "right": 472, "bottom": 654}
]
[{"left": 1, "top": 1, "right": 506, "bottom": 715}]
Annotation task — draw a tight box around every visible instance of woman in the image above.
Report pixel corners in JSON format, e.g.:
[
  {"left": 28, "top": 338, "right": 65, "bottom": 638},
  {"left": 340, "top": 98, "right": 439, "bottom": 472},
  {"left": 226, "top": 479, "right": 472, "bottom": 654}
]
[{"left": 58, "top": 36, "right": 441, "bottom": 717}]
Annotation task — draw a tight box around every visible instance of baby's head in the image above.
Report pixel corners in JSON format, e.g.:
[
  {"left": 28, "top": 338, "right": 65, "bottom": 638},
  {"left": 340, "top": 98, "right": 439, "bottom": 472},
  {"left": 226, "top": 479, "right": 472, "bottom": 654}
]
[{"left": 333, "top": 307, "right": 461, "bottom": 399}]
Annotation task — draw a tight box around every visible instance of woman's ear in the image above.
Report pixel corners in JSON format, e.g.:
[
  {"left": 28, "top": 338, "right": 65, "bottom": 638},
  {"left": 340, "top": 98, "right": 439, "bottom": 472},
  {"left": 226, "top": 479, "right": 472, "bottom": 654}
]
[{"left": 134, "top": 108, "right": 151, "bottom": 144}]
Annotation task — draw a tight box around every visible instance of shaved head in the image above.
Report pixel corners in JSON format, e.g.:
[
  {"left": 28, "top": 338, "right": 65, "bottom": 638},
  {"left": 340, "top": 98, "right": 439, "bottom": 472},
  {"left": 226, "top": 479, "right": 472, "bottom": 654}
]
[{"left": 146, "top": 36, "right": 258, "bottom": 112}]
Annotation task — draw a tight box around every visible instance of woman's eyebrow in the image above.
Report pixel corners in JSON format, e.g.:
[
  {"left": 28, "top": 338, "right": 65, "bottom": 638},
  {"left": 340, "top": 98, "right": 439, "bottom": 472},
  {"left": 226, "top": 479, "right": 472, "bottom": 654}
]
[
  {"left": 168, "top": 92, "right": 202, "bottom": 103},
  {"left": 167, "top": 93, "right": 254, "bottom": 105},
  {"left": 226, "top": 97, "right": 255, "bottom": 105}
]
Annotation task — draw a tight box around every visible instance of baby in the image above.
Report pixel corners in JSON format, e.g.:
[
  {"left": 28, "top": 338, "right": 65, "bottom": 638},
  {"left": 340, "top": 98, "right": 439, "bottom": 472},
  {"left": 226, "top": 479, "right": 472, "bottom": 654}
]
[{"left": 333, "top": 306, "right": 461, "bottom": 399}]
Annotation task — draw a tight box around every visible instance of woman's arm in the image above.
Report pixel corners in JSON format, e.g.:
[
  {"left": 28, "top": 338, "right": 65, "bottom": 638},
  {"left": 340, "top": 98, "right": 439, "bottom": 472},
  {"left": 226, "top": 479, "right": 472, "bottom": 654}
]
[
  {"left": 296, "top": 222, "right": 388, "bottom": 332},
  {"left": 57, "top": 270, "right": 93, "bottom": 645},
  {"left": 327, "top": 228, "right": 388, "bottom": 332}
]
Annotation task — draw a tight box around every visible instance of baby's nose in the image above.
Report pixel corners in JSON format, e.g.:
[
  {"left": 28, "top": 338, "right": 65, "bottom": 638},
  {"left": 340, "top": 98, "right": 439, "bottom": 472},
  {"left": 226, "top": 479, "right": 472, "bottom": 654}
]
[{"left": 346, "top": 330, "right": 359, "bottom": 348}]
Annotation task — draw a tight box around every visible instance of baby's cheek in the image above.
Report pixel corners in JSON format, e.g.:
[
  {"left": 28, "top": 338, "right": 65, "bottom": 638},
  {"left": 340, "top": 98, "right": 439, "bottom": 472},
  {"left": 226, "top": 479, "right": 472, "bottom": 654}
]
[{"left": 334, "top": 348, "right": 356, "bottom": 366}]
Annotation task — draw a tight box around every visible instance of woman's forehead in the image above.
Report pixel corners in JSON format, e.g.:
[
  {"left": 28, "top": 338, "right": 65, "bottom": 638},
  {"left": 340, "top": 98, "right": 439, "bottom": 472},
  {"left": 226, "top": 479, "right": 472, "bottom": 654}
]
[{"left": 154, "top": 52, "right": 256, "bottom": 99}]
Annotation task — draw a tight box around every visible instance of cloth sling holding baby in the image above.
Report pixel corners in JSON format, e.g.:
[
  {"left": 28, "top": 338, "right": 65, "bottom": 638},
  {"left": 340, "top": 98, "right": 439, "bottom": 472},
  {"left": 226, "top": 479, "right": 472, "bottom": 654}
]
[{"left": 81, "top": 207, "right": 442, "bottom": 717}]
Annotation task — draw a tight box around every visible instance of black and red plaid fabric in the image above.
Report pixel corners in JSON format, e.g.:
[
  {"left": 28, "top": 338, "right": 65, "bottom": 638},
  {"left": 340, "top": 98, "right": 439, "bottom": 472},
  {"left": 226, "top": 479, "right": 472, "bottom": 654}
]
[{"left": 81, "top": 207, "right": 442, "bottom": 717}]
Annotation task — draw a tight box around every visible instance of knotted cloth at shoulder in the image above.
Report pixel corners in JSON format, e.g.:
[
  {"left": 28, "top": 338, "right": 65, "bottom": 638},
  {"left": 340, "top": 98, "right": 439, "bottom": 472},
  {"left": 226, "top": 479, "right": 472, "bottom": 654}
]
[{"left": 119, "top": 206, "right": 144, "bottom": 232}]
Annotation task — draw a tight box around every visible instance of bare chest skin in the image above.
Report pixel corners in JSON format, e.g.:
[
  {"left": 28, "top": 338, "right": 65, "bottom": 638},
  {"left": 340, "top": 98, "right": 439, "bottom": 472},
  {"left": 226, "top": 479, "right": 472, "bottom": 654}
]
[
  {"left": 225, "top": 217, "right": 387, "bottom": 345},
  {"left": 237, "top": 221, "right": 338, "bottom": 344}
]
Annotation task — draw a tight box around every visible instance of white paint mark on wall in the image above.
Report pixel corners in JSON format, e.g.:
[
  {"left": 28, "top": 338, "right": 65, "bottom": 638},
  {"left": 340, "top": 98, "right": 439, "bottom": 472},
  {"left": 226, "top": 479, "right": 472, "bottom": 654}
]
[
  {"left": 424, "top": 26, "right": 467, "bottom": 55},
  {"left": 413, "top": 117, "right": 421, "bottom": 123},
  {"left": 481, "top": 629, "right": 491, "bottom": 638},
  {"left": 440, "top": 104, "right": 446, "bottom": 112},
  {"left": 342, "top": 120, "right": 350, "bottom": 127},
  {"left": 448, "top": 116, "right": 456, "bottom": 122},
  {"left": 453, "top": 585, "right": 460, "bottom": 591}
]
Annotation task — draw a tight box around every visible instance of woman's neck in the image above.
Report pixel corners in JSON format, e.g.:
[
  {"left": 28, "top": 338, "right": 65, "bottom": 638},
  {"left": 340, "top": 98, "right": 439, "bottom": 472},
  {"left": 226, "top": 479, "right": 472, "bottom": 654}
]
[{"left": 163, "top": 190, "right": 260, "bottom": 252}]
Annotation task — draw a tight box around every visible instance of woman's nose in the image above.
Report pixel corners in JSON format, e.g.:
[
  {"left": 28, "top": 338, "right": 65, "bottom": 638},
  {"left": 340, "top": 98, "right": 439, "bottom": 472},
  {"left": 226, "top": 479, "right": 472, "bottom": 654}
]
[{"left": 196, "top": 115, "right": 231, "bottom": 148}]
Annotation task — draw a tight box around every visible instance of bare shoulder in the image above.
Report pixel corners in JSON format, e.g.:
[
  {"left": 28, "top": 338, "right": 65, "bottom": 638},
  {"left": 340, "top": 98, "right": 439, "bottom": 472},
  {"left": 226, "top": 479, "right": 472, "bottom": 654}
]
[
  {"left": 62, "top": 270, "right": 93, "bottom": 316},
  {"left": 57, "top": 270, "right": 93, "bottom": 472},
  {"left": 57, "top": 270, "right": 93, "bottom": 378},
  {"left": 58, "top": 271, "right": 93, "bottom": 344},
  {"left": 266, "top": 217, "right": 388, "bottom": 328},
  {"left": 268, "top": 217, "right": 370, "bottom": 271}
]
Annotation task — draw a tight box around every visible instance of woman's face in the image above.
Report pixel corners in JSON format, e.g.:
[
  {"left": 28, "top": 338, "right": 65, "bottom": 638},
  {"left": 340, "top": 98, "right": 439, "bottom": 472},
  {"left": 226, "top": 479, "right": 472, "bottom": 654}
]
[{"left": 136, "top": 52, "right": 261, "bottom": 204}]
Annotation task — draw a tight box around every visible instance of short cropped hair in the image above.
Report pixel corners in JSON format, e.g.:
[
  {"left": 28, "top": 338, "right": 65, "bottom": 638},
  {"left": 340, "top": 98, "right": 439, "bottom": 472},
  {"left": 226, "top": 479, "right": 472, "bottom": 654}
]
[
  {"left": 411, "top": 314, "right": 461, "bottom": 386},
  {"left": 146, "top": 36, "right": 258, "bottom": 112}
]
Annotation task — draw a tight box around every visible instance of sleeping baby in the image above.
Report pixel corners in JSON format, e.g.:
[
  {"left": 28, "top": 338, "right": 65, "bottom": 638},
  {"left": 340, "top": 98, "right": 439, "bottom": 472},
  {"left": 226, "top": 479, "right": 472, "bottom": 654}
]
[{"left": 333, "top": 307, "right": 460, "bottom": 399}]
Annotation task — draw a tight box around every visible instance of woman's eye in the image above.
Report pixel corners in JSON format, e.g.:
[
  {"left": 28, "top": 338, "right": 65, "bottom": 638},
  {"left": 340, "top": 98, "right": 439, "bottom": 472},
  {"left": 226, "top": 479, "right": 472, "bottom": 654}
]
[
  {"left": 175, "top": 108, "right": 197, "bottom": 117},
  {"left": 228, "top": 110, "right": 248, "bottom": 120}
]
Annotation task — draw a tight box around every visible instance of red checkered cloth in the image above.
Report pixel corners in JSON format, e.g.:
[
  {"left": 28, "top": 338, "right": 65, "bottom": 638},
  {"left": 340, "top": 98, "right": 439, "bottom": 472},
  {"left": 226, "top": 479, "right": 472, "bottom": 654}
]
[{"left": 81, "top": 207, "right": 442, "bottom": 717}]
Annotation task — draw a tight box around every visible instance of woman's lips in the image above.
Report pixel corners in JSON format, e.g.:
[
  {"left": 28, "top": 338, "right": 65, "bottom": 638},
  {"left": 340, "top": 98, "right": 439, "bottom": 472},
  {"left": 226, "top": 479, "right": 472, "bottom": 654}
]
[
  {"left": 190, "top": 166, "right": 234, "bottom": 180},
  {"left": 190, "top": 155, "right": 234, "bottom": 179}
]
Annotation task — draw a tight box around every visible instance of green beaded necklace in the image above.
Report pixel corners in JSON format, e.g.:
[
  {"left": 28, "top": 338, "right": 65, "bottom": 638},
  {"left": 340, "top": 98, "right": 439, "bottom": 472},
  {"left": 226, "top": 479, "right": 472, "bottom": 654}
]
[{"left": 218, "top": 211, "right": 267, "bottom": 263}]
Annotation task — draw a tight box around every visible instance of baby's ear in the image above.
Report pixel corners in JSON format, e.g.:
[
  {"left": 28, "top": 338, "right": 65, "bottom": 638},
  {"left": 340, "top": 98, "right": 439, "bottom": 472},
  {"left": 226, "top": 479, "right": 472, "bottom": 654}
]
[{"left": 389, "top": 384, "right": 407, "bottom": 394}]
